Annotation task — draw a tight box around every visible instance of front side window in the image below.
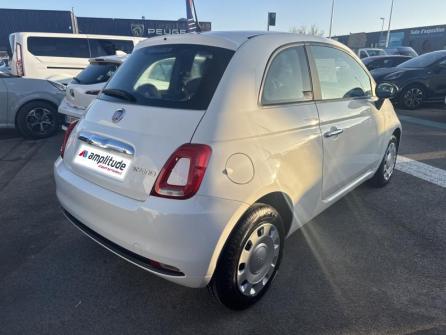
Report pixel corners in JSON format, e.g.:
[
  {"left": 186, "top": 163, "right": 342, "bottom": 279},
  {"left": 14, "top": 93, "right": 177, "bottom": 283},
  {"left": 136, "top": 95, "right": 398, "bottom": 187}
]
[
  {"left": 311, "top": 46, "right": 372, "bottom": 100},
  {"left": 262, "top": 46, "right": 312, "bottom": 105},
  {"left": 74, "top": 62, "right": 120, "bottom": 85},
  {"left": 89, "top": 39, "right": 134, "bottom": 57},
  {"left": 101, "top": 44, "right": 234, "bottom": 110},
  {"left": 27, "top": 37, "right": 90, "bottom": 58}
]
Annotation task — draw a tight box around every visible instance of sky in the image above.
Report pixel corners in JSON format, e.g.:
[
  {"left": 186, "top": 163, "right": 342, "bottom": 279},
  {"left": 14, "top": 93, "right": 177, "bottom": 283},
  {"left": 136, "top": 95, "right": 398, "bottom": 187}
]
[{"left": 2, "top": 0, "right": 446, "bottom": 36}]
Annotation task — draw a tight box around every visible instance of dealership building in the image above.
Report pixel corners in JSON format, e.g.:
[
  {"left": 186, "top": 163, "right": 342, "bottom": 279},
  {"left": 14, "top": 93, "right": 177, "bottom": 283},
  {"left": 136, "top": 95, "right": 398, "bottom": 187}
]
[
  {"left": 334, "top": 24, "right": 446, "bottom": 54},
  {"left": 0, "top": 8, "right": 211, "bottom": 56}
]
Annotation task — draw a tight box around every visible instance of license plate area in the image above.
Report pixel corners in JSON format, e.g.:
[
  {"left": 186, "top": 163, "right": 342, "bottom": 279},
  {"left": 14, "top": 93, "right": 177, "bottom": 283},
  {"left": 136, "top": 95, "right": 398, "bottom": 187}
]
[{"left": 74, "top": 144, "right": 131, "bottom": 181}]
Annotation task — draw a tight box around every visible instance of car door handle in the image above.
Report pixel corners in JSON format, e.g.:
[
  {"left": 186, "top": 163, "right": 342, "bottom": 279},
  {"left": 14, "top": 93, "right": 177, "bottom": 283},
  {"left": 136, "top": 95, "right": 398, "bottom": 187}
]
[{"left": 324, "top": 127, "right": 344, "bottom": 138}]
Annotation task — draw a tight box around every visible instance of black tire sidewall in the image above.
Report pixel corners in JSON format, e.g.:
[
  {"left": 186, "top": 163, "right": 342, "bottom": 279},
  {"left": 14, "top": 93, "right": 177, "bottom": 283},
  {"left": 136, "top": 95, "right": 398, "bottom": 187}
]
[
  {"left": 371, "top": 135, "right": 399, "bottom": 187},
  {"left": 211, "top": 204, "right": 285, "bottom": 310},
  {"left": 16, "top": 101, "right": 60, "bottom": 139}
]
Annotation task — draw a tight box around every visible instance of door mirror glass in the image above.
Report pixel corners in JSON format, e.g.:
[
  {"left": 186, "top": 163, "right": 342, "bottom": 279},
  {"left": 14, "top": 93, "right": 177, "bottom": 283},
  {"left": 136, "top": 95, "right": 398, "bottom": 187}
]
[{"left": 376, "top": 83, "right": 398, "bottom": 99}]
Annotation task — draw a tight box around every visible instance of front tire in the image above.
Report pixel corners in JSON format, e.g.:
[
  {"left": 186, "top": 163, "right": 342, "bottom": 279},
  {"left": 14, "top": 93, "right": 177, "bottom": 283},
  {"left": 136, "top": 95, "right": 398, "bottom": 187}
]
[
  {"left": 210, "top": 204, "right": 285, "bottom": 310},
  {"left": 400, "top": 85, "right": 425, "bottom": 110},
  {"left": 369, "top": 135, "right": 399, "bottom": 187},
  {"left": 16, "top": 101, "right": 60, "bottom": 139}
]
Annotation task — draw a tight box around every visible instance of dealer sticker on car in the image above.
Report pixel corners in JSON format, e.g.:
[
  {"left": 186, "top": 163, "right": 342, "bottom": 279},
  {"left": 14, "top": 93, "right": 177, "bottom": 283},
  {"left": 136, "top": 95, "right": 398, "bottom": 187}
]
[{"left": 74, "top": 145, "right": 131, "bottom": 181}]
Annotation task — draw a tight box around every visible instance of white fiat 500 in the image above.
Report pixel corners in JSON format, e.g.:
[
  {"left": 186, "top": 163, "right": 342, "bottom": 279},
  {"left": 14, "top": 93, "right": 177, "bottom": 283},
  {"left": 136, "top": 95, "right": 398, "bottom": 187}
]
[{"left": 55, "top": 31, "right": 401, "bottom": 310}]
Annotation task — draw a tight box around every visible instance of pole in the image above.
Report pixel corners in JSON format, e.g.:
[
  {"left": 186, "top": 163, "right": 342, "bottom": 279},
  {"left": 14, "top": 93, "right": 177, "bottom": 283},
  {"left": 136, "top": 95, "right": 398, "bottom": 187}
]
[
  {"left": 385, "top": 0, "right": 394, "bottom": 48},
  {"left": 329, "top": 0, "right": 335, "bottom": 38},
  {"left": 267, "top": 14, "right": 269, "bottom": 31}
]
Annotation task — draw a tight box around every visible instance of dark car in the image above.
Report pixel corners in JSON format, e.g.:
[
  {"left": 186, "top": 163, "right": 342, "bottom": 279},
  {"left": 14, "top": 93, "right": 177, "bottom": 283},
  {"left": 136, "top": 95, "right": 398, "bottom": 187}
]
[
  {"left": 371, "top": 50, "right": 446, "bottom": 109},
  {"left": 363, "top": 55, "right": 412, "bottom": 71},
  {"left": 385, "top": 46, "right": 418, "bottom": 57}
]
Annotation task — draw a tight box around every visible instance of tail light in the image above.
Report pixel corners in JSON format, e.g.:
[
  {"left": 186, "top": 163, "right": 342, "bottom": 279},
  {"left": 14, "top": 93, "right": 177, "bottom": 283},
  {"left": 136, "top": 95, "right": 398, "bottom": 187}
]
[
  {"left": 151, "top": 144, "right": 212, "bottom": 200},
  {"left": 15, "top": 43, "right": 24, "bottom": 77},
  {"left": 60, "top": 121, "right": 78, "bottom": 158}
]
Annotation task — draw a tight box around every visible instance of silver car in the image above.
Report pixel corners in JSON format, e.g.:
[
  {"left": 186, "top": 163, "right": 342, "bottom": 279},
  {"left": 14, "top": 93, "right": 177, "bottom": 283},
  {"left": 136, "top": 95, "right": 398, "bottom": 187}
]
[{"left": 0, "top": 72, "right": 65, "bottom": 138}]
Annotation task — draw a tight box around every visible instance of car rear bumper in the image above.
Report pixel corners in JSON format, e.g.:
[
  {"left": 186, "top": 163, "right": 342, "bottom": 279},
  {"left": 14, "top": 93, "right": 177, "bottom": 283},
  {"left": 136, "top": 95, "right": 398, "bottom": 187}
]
[
  {"left": 58, "top": 98, "right": 86, "bottom": 119},
  {"left": 54, "top": 158, "right": 248, "bottom": 288}
]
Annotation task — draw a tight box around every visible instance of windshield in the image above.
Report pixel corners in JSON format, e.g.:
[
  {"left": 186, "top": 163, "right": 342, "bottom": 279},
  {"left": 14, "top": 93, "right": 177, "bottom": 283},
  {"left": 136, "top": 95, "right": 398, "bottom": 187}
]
[
  {"left": 398, "top": 51, "right": 446, "bottom": 68},
  {"left": 100, "top": 44, "right": 234, "bottom": 110},
  {"left": 75, "top": 62, "right": 120, "bottom": 85}
]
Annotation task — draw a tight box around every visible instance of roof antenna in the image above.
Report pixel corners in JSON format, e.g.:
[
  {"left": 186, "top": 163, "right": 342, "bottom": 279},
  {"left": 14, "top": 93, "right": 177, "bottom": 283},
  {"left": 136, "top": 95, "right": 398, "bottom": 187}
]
[{"left": 186, "top": 0, "right": 201, "bottom": 33}]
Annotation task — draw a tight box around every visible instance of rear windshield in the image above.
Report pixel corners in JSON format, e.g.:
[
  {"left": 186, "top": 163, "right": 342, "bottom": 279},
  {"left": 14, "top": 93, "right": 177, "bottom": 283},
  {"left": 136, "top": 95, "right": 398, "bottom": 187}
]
[
  {"left": 74, "top": 62, "right": 120, "bottom": 85},
  {"left": 100, "top": 44, "right": 234, "bottom": 110},
  {"left": 367, "top": 50, "right": 386, "bottom": 57}
]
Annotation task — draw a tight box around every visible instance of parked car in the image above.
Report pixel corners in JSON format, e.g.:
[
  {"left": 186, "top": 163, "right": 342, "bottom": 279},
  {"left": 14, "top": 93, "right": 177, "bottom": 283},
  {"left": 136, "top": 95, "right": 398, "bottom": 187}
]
[
  {"left": 358, "top": 48, "right": 387, "bottom": 59},
  {"left": 0, "top": 59, "right": 10, "bottom": 74},
  {"left": 371, "top": 50, "right": 446, "bottom": 109},
  {"left": 0, "top": 72, "right": 65, "bottom": 138},
  {"left": 9, "top": 32, "right": 143, "bottom": 82},
  {"left": 55, "top": 32, "right": 401, "bottom": 310},
  {"left": 385, "top": 46, "right": 418, "bottom": 57},
  {"left": 59, "top": 55, "right": 126, "bottom": 127},
  {"left": 362, "top": 55, "right": 412, "bottom": 71}
]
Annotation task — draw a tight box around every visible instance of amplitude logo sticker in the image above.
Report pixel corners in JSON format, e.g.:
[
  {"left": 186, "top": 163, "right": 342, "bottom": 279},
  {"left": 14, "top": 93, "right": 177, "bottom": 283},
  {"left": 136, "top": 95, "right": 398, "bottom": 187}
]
[{"left": 74, "top": 145, "right": 131, "bottom": 181}]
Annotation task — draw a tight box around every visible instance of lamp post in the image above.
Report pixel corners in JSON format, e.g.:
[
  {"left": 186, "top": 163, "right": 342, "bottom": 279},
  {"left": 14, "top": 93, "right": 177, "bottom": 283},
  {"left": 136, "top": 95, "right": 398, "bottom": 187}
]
[
  {"left": 329, "top": 0, "right": 335, "bottom": 38},
  {"left": 385, "top": 0, "right": 394, "bottom": 48}
]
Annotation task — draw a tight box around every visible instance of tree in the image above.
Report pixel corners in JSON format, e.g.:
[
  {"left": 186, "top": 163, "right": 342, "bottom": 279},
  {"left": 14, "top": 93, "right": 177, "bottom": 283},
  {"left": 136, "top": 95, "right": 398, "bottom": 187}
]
[{"left": 290, "top": 25, "right": 324, "bottom": 37}]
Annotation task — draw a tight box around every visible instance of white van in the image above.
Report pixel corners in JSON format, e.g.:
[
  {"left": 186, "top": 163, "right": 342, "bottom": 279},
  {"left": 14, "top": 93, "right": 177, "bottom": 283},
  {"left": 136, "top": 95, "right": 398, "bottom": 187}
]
[{"left": 9, "top": 32, "right": 144, "bottom": 82}]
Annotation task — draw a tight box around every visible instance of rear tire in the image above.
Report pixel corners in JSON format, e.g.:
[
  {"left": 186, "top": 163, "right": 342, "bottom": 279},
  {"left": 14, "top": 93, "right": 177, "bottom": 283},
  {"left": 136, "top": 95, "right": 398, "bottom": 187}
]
[
  {"left": 369, "top": 135, "right": 399, "bottom": 187},
  {"left": 209, "top": 204, "right": 285, "bottom": 310},
  {"left": 400, "top": 84, "right": 425, "bottom": 110},
  {"left": 16, "top": 101, "right": 60, "bottom": 139}
]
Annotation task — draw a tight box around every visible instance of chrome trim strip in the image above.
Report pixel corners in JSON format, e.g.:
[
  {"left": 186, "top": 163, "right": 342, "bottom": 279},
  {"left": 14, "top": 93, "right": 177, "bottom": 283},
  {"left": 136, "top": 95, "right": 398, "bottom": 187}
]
[{"left": 78, "top": 131, "right": 135, "bottom": 156}]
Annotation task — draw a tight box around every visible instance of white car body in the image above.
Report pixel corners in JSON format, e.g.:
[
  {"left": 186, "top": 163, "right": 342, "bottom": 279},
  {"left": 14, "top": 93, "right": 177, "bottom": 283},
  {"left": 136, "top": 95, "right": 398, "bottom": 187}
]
[
  {"left": 55, "top": 32, "right": 401, "bottom": 291},
  {"left": 9, "top": 32, "right": 143, "bottom": 82},
  {"left": 358, "top": 48, "right": 387, "bottom": 59},
  {"left": 59, "top": 55, "right": 126, "bottom": 123}
]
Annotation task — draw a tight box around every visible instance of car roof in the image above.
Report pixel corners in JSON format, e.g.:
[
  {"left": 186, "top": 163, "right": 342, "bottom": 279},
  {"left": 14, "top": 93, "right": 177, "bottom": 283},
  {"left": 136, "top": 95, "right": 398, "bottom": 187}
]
[
  {"left": 135, "top": 31, "right": 339, "bottom": 51},
  {"left": 364, "top": 55, "right": 411, "bottom": 61}
]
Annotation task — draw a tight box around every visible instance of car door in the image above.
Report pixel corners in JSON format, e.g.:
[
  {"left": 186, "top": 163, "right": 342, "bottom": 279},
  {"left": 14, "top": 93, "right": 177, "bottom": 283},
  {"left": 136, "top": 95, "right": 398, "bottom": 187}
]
[
  {"left": 427, "top": 58, "right": 446, "bottom": 99},
  {"left": 0, "top": 78, "right": 8, "bottom": 126},
  {"left": 308, "top": 45, "right": 381, "bottom": 201}
]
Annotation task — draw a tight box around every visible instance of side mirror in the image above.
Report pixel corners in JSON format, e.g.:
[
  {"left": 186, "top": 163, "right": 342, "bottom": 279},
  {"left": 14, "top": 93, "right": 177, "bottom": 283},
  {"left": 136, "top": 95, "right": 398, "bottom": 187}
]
[{"left": 376, "top": 83, "right": 398, "bottom": 99}]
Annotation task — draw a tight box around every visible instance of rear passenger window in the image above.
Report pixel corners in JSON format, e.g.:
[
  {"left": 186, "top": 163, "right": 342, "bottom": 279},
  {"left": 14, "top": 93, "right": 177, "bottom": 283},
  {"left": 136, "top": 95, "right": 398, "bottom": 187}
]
[
  {"left": 311, "top": 46, "right": 372, "bottom": 100},
  {"left": 262, "top": 46, "right": 312, "bottom": 105},
  {"left": 28, "top": 37, "right": 90, "bottom": 58},
  {"left": 89, "top": 39, "right": 134, "bottom": 57}
]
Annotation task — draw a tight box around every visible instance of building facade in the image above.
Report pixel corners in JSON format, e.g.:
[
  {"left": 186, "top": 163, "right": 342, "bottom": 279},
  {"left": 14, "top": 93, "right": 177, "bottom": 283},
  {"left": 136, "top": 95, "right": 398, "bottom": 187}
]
[
  {"left": 334, "top": 24, "right": 446, "bottom": 54},
  {"left": 0, "top": 8, "right": 211, "bottom": 55}
]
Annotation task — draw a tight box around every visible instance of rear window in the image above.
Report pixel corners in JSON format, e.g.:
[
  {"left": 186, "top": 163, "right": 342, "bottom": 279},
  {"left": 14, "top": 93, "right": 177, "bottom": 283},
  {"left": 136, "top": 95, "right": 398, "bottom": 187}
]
[
  {"left": 28, "top": 37, "right": 90, "bottom": 58},
  {"left": 89, "top": 39, "right": 134, "bottom": 57},
  {"left": 100, "top": 44, "right": 234, "bottom": 110},
  {"left": 74, "top": 62, "right": 120, "bottom": 85}
]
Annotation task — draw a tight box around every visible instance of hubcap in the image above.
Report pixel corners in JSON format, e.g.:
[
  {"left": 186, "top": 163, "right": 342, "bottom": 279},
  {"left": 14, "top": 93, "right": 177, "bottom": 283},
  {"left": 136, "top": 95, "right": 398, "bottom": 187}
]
[
  {"left": 383, "top": 142, "right": 397, "bottom": 181},
  {"left": 25, "top": 108, "right": 54, "bottom": 135},
  {"left": 237, "top": 223, "right": 281, "bottom": 297},
  {"left": 404, "top": 88, "right": 423, "bottom": 108}
]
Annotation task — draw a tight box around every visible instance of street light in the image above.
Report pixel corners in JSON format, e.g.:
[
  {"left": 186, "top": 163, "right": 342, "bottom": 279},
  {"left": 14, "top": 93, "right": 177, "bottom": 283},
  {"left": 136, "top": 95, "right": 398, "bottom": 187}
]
[
  {"left": 385, "top": 0, "right": 395, "bottom": 48},
  {"left": 329, "top": 0, "right": 335, "bottom": 38}
]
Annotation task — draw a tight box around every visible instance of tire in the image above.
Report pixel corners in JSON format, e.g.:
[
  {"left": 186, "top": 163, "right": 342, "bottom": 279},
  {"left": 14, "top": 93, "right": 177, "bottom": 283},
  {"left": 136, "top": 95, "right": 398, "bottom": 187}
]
[
  {"left": 369, "top": 135, "right": 399, "bottom": 187},
  {"left": 15, "top": 101, "right": 60, "bottom": 139},
  {"left": 400, "top": 84, "right": 425, "bottom": 110},
  {"left": 209, "top": 204, "right": 285, "bottom": 310}
]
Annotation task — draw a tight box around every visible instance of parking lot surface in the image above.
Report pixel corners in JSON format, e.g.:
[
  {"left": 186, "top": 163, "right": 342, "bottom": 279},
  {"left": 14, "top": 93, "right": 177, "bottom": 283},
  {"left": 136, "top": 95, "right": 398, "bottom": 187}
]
[{"left": 0, "top": 108, "right": 445, "bottom": 335}]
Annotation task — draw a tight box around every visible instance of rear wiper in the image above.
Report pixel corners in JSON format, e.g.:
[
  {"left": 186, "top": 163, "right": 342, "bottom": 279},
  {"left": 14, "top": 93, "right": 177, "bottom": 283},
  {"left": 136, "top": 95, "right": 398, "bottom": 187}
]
[{"left": 102, "top": 88, "right": 136, "bottom": 102}]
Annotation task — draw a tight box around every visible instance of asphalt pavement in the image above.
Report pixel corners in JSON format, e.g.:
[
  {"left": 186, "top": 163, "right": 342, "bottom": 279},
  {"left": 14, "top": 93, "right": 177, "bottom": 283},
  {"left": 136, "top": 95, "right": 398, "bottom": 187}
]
[{"left": 0, "top": 107, "right": 445, "bottom": 335}]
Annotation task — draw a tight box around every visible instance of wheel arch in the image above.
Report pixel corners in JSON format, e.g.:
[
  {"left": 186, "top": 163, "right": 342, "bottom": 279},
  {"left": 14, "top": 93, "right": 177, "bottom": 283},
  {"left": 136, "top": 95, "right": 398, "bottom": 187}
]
[{"left": 14, "top": 99, "right": 59, "bottom": 128}]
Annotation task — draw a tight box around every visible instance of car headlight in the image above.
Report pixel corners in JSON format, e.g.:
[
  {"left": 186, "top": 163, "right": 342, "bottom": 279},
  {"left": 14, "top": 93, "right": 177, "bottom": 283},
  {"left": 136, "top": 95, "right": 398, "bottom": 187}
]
[
  {"left": 48, "top": 80, "right": 67, "bottom": 92},
  {"left": 384, "top": 71, "right": 405, "bottom": 81}
]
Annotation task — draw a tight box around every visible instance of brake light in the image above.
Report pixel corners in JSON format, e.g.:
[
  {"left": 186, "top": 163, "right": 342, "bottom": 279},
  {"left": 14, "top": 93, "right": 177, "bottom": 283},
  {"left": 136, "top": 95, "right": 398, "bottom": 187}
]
[
  {"left": 15, "top": 43, "right": 24, "bottom": 77},
  {"left": 151, "top": 144, "right": 212, "bottom": 200},
  {"left": 60, "top": 121, "right": 78, "bottom": 158}
]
